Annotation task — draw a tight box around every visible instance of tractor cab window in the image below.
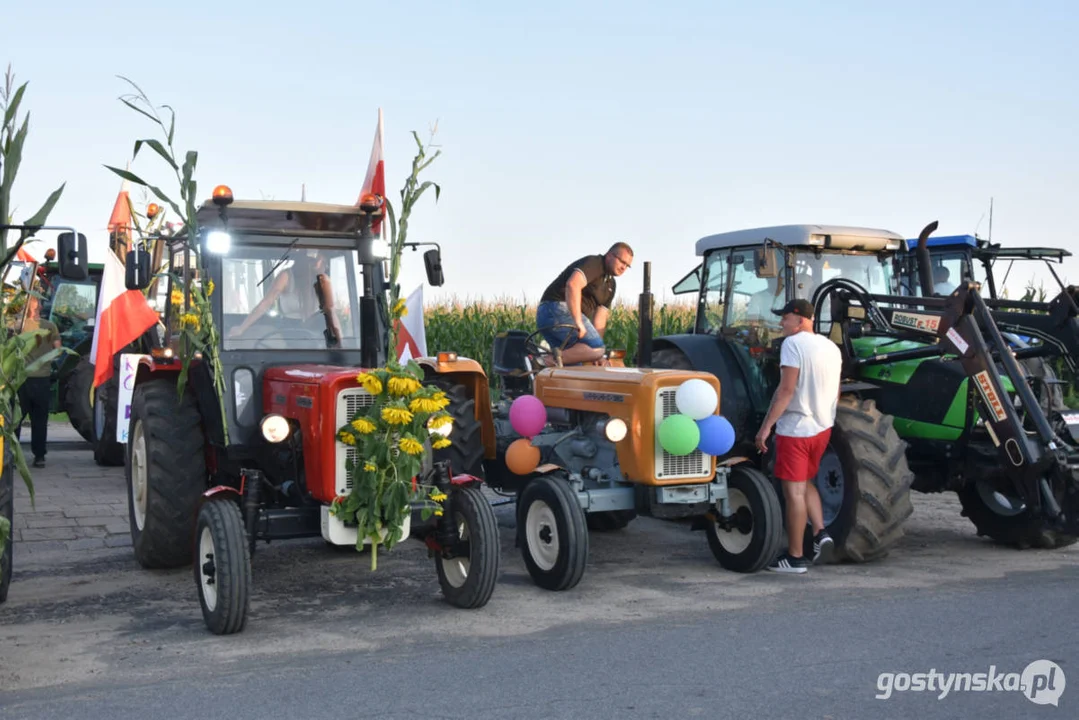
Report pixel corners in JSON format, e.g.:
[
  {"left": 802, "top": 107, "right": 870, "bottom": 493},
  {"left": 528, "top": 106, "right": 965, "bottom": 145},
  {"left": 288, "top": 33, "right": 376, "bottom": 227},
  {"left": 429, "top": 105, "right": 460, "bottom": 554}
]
[
  {"left": 728, "top": 251, "right": 783, "bottom": 331},
  {"left": 48, "top": 280, "right": 98, "bottom": 341},
  {"left": 220, "top": 243, "right": 361, "bottom": 350},
  {"left": 796, "top": 252, "right": 895, "bottom": 302}
]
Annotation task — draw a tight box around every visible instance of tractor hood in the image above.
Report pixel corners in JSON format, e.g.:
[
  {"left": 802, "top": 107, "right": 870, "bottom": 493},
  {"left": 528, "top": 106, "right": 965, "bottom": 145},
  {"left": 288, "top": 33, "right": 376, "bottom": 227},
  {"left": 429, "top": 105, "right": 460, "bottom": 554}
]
[
  {"left": 263, "top": 365, "right": 363, "bottom": 386},
  {"left": 534, "top": 366, "right": 720, "bottom": 409}
]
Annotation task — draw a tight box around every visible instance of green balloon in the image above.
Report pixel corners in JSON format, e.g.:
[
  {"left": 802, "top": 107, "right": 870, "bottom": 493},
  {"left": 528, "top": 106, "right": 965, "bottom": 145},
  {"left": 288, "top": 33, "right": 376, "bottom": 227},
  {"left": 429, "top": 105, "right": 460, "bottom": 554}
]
[{"left": 658, "top": 414, "right": 700, "bottom": 456}]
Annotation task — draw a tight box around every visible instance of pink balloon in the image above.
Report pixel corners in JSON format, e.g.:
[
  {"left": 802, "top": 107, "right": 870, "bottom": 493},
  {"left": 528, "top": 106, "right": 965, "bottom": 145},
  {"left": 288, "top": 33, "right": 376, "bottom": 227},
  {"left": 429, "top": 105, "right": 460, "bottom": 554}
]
[{"left": 509, "top": 395, "right": 547, "bottom": 437}]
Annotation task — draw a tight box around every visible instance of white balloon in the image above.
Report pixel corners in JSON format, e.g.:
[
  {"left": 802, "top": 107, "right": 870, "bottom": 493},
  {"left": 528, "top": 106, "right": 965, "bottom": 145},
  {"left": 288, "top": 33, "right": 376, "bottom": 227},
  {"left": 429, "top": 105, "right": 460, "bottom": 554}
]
[{"left": 675, "top": 378, "right": 718, "bottom": 420}]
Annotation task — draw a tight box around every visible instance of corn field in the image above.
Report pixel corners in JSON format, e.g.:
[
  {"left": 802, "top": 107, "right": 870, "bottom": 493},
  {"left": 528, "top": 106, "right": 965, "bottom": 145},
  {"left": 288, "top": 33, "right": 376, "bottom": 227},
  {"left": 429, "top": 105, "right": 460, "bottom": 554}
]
[{"left": 424, "top": 300, "right": 696, "bottom": 378}]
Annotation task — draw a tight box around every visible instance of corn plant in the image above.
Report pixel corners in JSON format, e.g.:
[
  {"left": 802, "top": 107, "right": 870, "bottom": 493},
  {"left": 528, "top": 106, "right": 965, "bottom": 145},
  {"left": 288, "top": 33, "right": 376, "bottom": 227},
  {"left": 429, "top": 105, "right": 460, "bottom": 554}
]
[{"left": 0, "top": 65, "right": 67, "bottom": 555}]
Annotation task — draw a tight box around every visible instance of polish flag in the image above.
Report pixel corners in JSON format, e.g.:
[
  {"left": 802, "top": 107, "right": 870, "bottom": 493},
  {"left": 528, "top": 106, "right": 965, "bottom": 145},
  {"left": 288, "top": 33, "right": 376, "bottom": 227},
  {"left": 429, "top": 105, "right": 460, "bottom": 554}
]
[
  {"left": 16, "top": 246, "right": 35, "bottom": 262},
  {"left": 357, "top": 108, "right": 386, "bottom": 235},
  {"left": 89, "top": 252, "right": 160, "bottom": 388},
  {"left": 395, "top": 284, "right": 427, "bottom": 363}
]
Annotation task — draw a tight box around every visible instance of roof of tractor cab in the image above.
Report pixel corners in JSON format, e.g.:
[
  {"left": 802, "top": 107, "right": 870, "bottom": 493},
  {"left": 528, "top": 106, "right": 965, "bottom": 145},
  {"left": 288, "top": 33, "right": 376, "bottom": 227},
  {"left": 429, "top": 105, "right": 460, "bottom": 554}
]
[
  {"left": 904, "top": 234, "right": 1072, "bottom": 262},
  {"left": 197, "top": 200, "right": 383, "bottom": 237},
  {"left": 696, "top": 224, "right": 904, "bottom": 256}
]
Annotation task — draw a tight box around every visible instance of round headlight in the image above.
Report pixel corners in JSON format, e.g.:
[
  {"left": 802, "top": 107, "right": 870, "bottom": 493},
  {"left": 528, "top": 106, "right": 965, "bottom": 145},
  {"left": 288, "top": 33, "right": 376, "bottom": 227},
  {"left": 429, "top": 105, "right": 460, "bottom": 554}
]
[
  {"left": 428, "top": 416, "right": 454, "bottom": 437},
  {"left": 261, "top": 414, "right": 290, "bottom": 443},
  {"left": 603, "top": 417, "right": 628, "bottom": 443}
]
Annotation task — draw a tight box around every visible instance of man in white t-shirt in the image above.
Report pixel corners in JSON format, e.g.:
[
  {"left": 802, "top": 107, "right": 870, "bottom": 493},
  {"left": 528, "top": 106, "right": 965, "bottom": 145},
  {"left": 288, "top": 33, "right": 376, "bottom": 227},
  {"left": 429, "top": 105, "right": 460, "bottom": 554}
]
[{"left": 754, "top": 298, "right": 842, "bottom": 574}]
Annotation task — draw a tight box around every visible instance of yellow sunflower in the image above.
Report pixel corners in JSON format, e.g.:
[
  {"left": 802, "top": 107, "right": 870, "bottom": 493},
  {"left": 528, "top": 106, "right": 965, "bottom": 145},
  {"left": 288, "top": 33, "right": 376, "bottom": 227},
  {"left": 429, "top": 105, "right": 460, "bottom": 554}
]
[
  {"left": 388, "top": 375, "right": 422, "bottom": 397},
  {"left": 398, "top": 436, "right": 424, "bottom": 456},
  {"left": 381, "top": 405, "right": 414, "bottom": 425},
  {"left": 179, "top": 312, "right": 201, "bottom": 332},
  {"left": 363, "top": 462, "right": 377, "bottom": 472},
  {"left": 351, "top": 417, "right": 376, "bottom": 434},
  {"left": 432, "top": 437, "right": 452, "bottom": 450},
  {"left": 410, "top": 396, "right": 444, "bottom": 414},
  {"left": 392, "top": 298, "right": 408, "bottom": 318},
  {"left": 337, "top": 431, "right": 356, "bottom": 446},
  {"left": 356, "top": 372, "right": 383, "bottom": 395},
  {"left": 430, "top": 491, "right": 448, "bottom": 503}
]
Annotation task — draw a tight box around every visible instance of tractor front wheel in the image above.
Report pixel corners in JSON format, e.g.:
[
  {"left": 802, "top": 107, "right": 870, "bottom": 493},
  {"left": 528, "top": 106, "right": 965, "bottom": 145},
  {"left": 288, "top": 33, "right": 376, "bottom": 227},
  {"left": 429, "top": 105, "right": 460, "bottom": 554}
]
[
  {"left": 93, "top": 375, "right": 125, "bottom": 467},
  {"left": 958, "top": 478, "right": 1077, "bottom": 549},
  {"left": 518, "top": 473, "right": 588, "bottom": 591},
  {"left": 425, "top": 374, "right": 485, "bottom": 479},
  {"left": 127, "top": 380, "right": 206, "bottom": 568},
  {"left": 706, "top": 465, "right": 784, "bottom": 573},
  {"left": 436, "top": 485, "right": 500, "bottom": 609},
  {"left": 194, "top": 498, "right": 251, "bottom": 635}
]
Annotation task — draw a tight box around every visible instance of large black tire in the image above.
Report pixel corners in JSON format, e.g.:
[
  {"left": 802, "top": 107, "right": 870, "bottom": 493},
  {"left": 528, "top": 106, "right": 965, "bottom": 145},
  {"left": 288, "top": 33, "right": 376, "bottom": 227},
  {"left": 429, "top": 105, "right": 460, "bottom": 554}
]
[
  {"left": 706, "top": 465, "right": 785, "bottom": 573},
  {"left": 425, "top": 374, "right": 485, "bottom": 479},
  {"left": 957, "top": 478, "right": 1077, "bottom": 549},
  {"left": 0, "top": 430, "right": 13, "bottom": 604},
  {"left": 127, "top": 380, "right": 206, "bottom": 568},
  {"left": 821, "top": 397, "right": 915, "bottom": 562},
  {"left": 436, "top": 485, "right": 500, "bottom": 609},
  {"left": 63, "top": 357, "right": 95, "bottom": 443},
  {"left": 194, "top": 498, "right": 251, "bottom": 635},
  {"left": 585, "top": 510, "right": 637, "bottom": 532},
  {"left": 517, "top": 473, "right": 588, "bottom": 591},
  {"left": 93, "top": 375, "right": 125, "bottom": 466}
]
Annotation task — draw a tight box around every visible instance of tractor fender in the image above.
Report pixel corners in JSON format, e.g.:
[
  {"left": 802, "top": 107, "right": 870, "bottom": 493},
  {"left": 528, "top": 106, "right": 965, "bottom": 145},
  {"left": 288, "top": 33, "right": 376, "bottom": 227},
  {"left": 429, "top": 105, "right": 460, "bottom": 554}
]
[
  {"left": 651, "top": 334, "right": 761, "bottom": 438},
  {"left": 202, "top": 485, "right": 240, "bottom": 501},
  {"left": 416, "top": 356, "right": 495, "bottom": 458}
]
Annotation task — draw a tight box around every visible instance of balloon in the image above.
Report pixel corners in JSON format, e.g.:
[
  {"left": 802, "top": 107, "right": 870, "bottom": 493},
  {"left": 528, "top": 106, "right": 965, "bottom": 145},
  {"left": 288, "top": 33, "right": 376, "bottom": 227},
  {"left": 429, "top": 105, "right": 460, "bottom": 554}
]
[
  {"left": 506, "top": 438, "right": 540, "bottom": 475},
  {"left": 674, "top": 378, "right": 719, "bottom": 420},
  {"left": 509, "top": 394, "right": 547, "bottom": 437},
  {"left": 658, "top": 414, "right": 700, "bottom": 456},
  {"left": 696, "top": 415, "right": 735, "bottom": 457}
]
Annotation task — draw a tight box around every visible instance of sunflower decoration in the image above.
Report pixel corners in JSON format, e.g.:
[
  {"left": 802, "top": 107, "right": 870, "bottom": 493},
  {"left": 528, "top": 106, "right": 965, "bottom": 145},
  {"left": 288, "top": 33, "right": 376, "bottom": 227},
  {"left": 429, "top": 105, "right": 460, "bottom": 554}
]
[{"left": 332, "top": 358, "right": 458, "bottom": 570}]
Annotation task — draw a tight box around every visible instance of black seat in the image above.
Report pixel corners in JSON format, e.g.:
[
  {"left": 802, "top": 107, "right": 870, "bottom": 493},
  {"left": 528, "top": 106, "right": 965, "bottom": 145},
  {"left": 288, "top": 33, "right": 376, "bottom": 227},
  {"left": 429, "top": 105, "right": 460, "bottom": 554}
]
[{"left": 492, "top": 330, "right": 531, "bottom": 375}]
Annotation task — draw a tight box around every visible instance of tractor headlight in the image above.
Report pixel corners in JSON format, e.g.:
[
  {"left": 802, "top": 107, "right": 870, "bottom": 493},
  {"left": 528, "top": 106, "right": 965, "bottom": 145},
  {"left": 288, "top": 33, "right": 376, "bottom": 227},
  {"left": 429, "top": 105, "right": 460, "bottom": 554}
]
[
  {"left": 206, "top": 231, "right": 231, "bottom": 255},
  {"left": 260, "top": 414, "right": 290, "bottom": 443},
  {"left": 601, "top": 417, "right": 628, "bottom": 442}
]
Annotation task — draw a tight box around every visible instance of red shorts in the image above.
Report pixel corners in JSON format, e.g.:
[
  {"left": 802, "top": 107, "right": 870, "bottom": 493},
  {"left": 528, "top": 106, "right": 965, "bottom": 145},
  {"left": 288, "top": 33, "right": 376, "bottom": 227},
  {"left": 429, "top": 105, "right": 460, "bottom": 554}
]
[{"left": 774, "top": 429, "right": 832, "bottom": 482}]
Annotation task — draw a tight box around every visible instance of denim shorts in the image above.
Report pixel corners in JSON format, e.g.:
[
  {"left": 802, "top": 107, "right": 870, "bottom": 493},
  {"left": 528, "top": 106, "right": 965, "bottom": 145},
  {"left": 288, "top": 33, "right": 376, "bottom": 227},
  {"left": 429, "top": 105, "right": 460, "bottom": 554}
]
[{"left": 536, "top": 301, "right": 604, "bottom": 349}]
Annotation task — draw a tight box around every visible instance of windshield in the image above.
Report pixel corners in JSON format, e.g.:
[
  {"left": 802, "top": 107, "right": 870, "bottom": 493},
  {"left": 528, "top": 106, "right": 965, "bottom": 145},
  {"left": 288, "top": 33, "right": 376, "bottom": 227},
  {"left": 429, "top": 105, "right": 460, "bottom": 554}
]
[
  {"left": 793, "top": 251, "right": 896, "bottom": 302},
  {"left": 48, "top": 280, "right": 98, "bottom": 340},
  {"left": 220, "top": 241, "right": 362, "bottom": 350}
]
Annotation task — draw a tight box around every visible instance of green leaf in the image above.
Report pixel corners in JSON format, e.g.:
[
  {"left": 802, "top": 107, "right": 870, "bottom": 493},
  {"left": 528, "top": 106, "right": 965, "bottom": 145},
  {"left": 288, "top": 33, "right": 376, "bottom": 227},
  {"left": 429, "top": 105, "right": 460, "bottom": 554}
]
[
  {"left": 134, "top": 138, "right": 179, "bottom": 171},
  {"left": 20, "top": 182, "right": 65, "bottom": 229},
  {"left": 2, "top": 82, "right": 26, "bottom": 129},
  {"left": 104, "top": 164, "right": 153, "bottom": 188},
  {"left": 119, "top": 97, "right": 162, "bottom": 127},
  {"left": 13, "top": 441, "right": 34, "bottom": 503},
  {"left": 181, "top": 150, "right": 197, "bottom": 189}
]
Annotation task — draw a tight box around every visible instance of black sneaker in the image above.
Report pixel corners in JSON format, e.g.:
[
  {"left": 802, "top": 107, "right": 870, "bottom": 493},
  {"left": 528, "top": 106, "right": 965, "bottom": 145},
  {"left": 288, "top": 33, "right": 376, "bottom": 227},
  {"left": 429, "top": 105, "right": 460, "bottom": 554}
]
[
  {"left": 767, "top": 552, "right": 809, "bottom": 574},
  {"left": 32, "top": 456, "right": 45, "bottom": 468},
  {"left": 812, "top": 530, "right": 834, "bottom": 564}
]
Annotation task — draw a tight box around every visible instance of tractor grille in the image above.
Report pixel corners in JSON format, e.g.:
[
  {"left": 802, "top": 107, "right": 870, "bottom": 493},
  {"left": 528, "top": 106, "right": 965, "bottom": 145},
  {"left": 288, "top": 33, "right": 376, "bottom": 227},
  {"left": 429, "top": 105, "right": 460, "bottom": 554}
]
[
  {"left": 653, "top": 387, "right": 712, "bottom": 480},
  {"left": 335, "top": 387, "right": 375, "bottom": 495}
]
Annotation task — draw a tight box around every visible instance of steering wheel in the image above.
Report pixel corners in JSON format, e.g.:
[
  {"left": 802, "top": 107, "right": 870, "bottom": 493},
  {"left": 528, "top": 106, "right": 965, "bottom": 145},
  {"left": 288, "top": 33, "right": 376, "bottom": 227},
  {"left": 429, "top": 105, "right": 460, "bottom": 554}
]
[
  {"left": 810, "top": 277, "right": 891, "bottom": 335},
  {"left": 523, "top": 324, "right": 581, "bottom": 367}
]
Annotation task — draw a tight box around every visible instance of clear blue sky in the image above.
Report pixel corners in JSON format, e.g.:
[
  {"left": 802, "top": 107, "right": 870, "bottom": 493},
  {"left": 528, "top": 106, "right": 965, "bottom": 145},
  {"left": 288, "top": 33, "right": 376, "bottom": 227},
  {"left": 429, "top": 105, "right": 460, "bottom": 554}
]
[{"left": 6, "top": 0, "right": 1078, "bottom": 304}]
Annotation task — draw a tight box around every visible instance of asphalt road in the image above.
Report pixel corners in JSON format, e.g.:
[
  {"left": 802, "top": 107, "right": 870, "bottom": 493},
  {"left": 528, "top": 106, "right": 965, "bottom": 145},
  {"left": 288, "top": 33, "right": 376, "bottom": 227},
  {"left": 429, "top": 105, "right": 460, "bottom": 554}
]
[{"left": 1, "top": 566, "right": 1075, "bottom": 719}]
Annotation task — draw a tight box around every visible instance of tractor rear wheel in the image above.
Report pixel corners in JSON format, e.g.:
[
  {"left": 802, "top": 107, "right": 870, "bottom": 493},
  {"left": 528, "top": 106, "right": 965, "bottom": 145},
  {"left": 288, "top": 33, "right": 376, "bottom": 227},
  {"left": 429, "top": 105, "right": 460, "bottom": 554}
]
[
  {"left": 0, "top": 428, "right": 14, "bottom": 604},
  {"left": 706, "top": 465, "right": 784, "bottom": 573},
  {"left": 93, "top": 375, "right": 125, "bottom": 467},
  {"left": 821, "top": 396, "right": 915, "bottom": 563},
  {"left": 958, "top": 477, "right": 1077, "bottom": 549},
  {"left": 518, "top": 473, "right": 588, "bottom": 591},
  {"left": 194, "top": 497, "right": 251, "bottom": 635},
  {"left": 436, "top": 485, "right": 500, "bottom": 609},
  {"left": 127, "top": 380, "right": 206, "bottom": 568},
  {"left": 64, "top": 358, "right": 95, "bottom": 444},
  {"left": 425, "top": 374, "right": 485, "bottom": 479}
]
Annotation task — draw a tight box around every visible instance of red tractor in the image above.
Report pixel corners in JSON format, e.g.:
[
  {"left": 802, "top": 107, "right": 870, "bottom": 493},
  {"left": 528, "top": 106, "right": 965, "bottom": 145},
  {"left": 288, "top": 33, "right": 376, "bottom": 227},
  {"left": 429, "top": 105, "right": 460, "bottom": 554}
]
[{"left": 59, "top": 190, "right": 500, "bottom": 634}]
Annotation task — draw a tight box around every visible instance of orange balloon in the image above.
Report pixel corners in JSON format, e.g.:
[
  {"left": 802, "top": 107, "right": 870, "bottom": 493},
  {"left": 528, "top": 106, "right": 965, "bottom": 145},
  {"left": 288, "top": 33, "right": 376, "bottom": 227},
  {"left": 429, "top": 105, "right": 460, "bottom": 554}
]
[{"left": 505, "top": 438, "right": 540, "bottom": 475}]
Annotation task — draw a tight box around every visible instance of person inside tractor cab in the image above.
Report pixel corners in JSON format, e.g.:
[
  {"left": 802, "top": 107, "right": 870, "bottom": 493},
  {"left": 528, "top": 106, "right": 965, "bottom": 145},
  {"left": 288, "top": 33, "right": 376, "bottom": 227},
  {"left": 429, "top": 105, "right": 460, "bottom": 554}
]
[
  {"left": 536, "top": 242, "right": 634, "bottom": 365},
  {"left": 227, "top": 249, "right": 331, "bottom": 339},
  {"left": 933, "top": 265, "right": 956, "bottom": 296}
]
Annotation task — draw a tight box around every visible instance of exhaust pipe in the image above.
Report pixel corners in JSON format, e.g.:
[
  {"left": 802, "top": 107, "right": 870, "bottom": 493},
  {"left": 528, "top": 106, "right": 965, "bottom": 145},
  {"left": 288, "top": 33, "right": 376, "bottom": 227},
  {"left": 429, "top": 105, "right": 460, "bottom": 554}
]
[
  {"left": 638, "top": 261, "right": 654, "bottom": 367},
  {"left": 916, "top": 220, "right": 939, "bottom": 297}
]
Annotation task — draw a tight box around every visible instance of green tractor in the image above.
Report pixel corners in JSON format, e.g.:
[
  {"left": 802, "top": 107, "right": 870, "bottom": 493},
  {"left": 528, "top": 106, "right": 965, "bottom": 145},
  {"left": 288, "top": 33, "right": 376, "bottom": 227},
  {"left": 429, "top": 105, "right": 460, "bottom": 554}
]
[
  {"left": 899, "top": 234, "right": 1078, "bottom": 414},
  {"left": 649, "top": 223, "right": 1079, "bottom": 557}
]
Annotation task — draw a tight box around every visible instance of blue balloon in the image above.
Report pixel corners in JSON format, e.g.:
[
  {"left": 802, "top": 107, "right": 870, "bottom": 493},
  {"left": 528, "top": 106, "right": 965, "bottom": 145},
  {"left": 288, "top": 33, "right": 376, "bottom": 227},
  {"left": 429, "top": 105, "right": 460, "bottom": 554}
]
[{"left": 696, "top": 415, "right": 735, "bottom": 456}]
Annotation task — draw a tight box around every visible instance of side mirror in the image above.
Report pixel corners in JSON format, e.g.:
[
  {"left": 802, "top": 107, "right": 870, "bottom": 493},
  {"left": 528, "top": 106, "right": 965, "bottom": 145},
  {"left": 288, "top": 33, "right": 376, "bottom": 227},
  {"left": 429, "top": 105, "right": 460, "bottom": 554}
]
[
  {"left": 423, "top": 248, "right": 444, "bottom": 287},
  {"left": 754, "top": 248, "right": 779, "bottom": 278},
  {"left": 57, "top": 232, "right": 89, "bottom": 281},
  {"left": 125, "top": 248, "right": 152, "bottom": 290}
]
